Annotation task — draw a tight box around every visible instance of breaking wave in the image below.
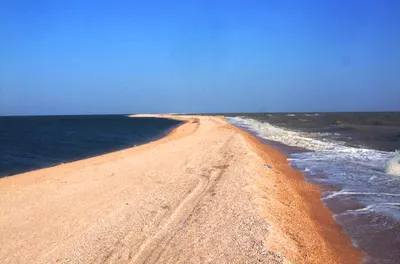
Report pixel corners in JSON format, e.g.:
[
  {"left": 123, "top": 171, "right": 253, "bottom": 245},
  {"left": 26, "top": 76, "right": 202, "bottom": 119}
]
[
  {"left": 227, "top": 116, "right": 334, "bottom": 151},
  {"left": 227, "top": 116, "right": 398, "bottom": 178},
  {"left": 386, "top": 151, "right": 400, "bottom": 176},
  {"left": 227, "top": 115, "right": 400, "bottom": 263}
]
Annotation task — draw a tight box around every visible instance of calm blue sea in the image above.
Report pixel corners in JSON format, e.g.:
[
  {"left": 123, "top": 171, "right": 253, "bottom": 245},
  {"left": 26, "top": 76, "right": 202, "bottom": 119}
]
[{"left": 0, "top": 115, "right": 182, "bottom": 177}]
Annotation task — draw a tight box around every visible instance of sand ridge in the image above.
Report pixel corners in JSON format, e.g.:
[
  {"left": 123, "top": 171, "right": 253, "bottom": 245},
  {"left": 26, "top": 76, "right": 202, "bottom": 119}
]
[{"left": 0, "top": 115, "right": 362, "bottom": 263}]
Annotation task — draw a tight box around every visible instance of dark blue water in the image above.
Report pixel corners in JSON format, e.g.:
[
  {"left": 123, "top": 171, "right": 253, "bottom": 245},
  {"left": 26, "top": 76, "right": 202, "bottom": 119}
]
[{"left": 0, "top": 115, "right": 183, "bottom": 177}]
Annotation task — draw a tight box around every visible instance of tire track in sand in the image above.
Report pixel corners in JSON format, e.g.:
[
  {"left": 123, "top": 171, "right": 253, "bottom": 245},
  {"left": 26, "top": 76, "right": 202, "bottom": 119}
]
[{"left": 129, "top": 134, "right": 233, "bottom": 264}]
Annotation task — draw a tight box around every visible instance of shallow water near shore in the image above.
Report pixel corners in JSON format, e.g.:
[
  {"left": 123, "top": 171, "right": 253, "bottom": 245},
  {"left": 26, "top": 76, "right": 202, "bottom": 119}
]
[
  {"left": 0, "top": 115, "right": 183, "bottom": 177},
  {"left": 227, "top": 112, "right": 400, "bottom": 264}
]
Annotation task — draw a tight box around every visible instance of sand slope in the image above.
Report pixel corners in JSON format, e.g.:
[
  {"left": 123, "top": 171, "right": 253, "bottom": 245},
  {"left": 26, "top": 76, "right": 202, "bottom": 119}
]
[{"left": 0, "top": 115, "right": 362, "bottom": 263}]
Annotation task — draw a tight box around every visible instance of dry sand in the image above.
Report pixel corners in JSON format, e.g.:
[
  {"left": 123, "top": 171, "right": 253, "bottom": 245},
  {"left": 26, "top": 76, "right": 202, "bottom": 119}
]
[{"left": 0, "top": 115, "right": 363, "bottom": 263}]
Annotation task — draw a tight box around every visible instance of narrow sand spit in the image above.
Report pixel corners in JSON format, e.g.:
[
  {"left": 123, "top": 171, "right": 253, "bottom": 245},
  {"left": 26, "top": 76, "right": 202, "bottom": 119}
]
[{"left": 0, "top": 115, "right": 363, "bottom": 263}]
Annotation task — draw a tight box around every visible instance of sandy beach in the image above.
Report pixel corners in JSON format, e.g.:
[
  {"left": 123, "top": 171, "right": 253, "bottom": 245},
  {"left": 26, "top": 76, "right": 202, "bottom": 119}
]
[{"left": 0, "top": 115, "right": 363, "bottom": 263}]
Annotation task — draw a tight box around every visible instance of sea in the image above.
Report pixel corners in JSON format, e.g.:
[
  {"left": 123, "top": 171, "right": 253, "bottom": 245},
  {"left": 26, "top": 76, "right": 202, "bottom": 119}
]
[
  {"left": 0, "top": 115, "right": 183, "bottom": 177},
  {"left": 226, "top": 112, "right": 400, "bottom": 264}
]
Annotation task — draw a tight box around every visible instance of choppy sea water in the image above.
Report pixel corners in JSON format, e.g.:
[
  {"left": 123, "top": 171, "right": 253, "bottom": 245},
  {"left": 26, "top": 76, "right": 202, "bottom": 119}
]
[
  {"left": 0, "top": 115, "right": 183, "bottom": 177},
  {"left": 227, "top": 112, "right": 400, "bottom": 264}
]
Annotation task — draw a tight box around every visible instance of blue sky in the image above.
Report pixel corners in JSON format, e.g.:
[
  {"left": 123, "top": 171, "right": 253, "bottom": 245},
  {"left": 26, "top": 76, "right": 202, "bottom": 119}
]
[{"left": 1, "top": 0, "right": 399, "bottom": 115}]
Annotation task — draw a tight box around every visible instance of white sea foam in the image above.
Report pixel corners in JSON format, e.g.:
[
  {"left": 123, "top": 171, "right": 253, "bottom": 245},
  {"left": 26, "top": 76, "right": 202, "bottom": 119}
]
[
  {"left": 386, "top": 151, "right": 400, "bottom": 176},
  {"left": 227, "top": 116, "right": 400, "bottom": 218},
  {"left": 227, "top": 116, "right": 338, "bottom": 151},
  {"left": 227, "top": 116, "right": 400, "bottom": 264},
  {"left": 227, "top": 116, "right": 399, "bottom": 182},
  {"left": 324, "top": 191, "right": 400, "bottom": 200},
  {"left": 342, "top": 203, "right": 400, "bottom": 221}
]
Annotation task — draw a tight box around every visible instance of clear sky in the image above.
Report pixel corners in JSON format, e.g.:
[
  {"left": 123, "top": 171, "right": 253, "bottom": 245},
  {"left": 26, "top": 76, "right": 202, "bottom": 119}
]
[{"left": 1, "top": 0, "right": 399, "bottom": 115}]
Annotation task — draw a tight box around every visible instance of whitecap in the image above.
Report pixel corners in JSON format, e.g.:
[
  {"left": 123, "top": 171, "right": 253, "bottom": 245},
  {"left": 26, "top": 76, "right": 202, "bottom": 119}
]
[{"left": 386, "top": 151, "right": 400, "bottom": 176}]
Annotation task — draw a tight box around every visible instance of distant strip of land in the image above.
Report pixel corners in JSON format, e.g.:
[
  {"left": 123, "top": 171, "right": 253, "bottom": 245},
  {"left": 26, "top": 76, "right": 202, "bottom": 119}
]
[{"left": 0, "top": 115, "right": 363, "bottom": 263}]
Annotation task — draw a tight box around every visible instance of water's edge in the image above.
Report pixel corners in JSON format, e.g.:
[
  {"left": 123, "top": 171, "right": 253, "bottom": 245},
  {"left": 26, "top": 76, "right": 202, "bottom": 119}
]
[
  {"left": 0, "top": 116, "right": 184, "bottom": 178},
  {"left": 226, "top": 118, "right": 399, "bottom": 264}
]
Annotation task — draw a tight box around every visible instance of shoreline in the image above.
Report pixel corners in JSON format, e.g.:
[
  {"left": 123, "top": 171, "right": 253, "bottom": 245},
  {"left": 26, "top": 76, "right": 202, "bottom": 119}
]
[
  {"left": 0, "top": 115, "right": 363, "bottom": 263},
  {"left": 0, "top": 116, "right": 194, "bottom": 188},
  {"left": 228, "top": 122, "right": 364, "bottom": 263}
]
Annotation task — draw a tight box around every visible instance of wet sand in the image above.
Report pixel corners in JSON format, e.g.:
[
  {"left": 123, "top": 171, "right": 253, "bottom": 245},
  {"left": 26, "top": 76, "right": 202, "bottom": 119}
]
[{"left": 0, "top": 115, "right": 363, "bottom": 263}]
